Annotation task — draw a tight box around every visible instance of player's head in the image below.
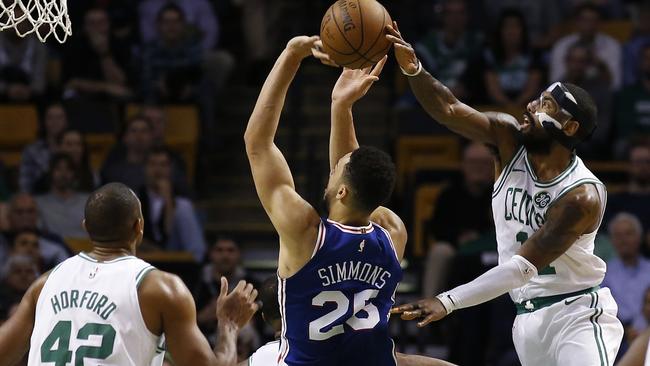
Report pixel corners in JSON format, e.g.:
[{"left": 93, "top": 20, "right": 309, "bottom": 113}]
[
  {"left": 83, "top": 183, "right": 144, "bottom": 249},
  {"left": 324, "top": 146, "right": 396, "bottom": 215},
  {"left": 522, "top": 82, "right": 597, "bottom": 153},
  {"left": 8, "top": 228, "right": 40, "bottom": 263},
  {"left": 259, "top": 276, "right": 281, "bottom": 332}
]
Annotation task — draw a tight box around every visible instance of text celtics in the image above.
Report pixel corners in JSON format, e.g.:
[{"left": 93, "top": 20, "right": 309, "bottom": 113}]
[{"left": 317, "top": 261, "right": 391, "bottom": 289}]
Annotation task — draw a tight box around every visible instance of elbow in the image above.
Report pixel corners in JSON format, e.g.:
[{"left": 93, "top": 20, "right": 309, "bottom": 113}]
[{"left": 243, "top": 130, "right": 266, "bottom": 158}]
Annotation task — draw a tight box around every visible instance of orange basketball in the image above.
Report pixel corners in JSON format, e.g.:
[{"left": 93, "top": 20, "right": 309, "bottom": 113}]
[{"left": 320, "top": 0, "right": 393, "bottom": 69}]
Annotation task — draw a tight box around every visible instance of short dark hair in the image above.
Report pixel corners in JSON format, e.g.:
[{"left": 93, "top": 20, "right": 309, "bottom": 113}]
[
  {"left": 574, "top": 3, "right": 602, "bottom": 19},
  {"left": 259, "top": 276, "right": 280, "bottom": 324},
  {"left": 562, "top": 83, "right": 598, "bottom": 142},
  {"left": 84, "top": 183, "right": 141, "bottom": 243},
  {"left": 344, "top": 146, "right": 396, "bottom": 213},
  {"left": 157, "top": 3, "right": 185, "bottom": 23}
]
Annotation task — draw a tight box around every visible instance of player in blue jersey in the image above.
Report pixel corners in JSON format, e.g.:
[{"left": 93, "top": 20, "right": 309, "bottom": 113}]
[{"left": 244, "top": 36, "right": 407, "bottom": 366}]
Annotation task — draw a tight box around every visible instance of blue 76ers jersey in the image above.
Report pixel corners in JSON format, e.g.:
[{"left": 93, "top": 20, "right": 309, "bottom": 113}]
[{"left": 277, "top": 219, "right": 403, "bottom": 366}]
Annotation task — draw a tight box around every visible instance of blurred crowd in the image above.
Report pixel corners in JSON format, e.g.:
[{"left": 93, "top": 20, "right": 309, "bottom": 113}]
[{"left": 0, "top": 0, "right": 650, "bottom": 364}]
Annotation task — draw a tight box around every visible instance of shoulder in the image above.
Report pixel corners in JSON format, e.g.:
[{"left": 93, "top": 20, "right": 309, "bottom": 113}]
[
  {"left": 371, "top": 207, "right": 407, "bottom": 253},
  {"left": 138, "top": 270, "right": 194, "bottom": 309},
  {"left": 597, "top": 33, "right": 621, "bottom": 48},
  {"left": 553, "top": 34, "right": 578, "bottom": 51},
  {"left": 545, "top": 184, "right": 601, "bottom": 231}
]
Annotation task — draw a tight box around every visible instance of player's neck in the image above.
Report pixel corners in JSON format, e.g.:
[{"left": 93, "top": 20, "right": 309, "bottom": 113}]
[
  {"left": 87, "top": 245, "right": 135, "bottom": 261},
  {"left": 526, "top": 146, "right": 574, "bottom": 183},
  {"left": 328, "top": 206, "right": 371, "bottom": 227}
]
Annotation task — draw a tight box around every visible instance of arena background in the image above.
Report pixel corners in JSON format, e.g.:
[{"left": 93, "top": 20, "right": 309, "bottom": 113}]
[{"left": 0, "top": 0, "right": 649, "bottom": 365}]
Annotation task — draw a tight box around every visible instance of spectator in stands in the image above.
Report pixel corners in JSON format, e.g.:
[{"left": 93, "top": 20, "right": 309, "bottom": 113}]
[
  {"left": 561, "top": 43, "right": 613, "bottom": 158},
  {"left": 602, "top": 213, "right": 650, "bottom": 343},
  {"left": 101, "top": 116, "right": 154, "bottom": 190},
  {"left": 140, "top": 104, "right": 188, "bottom": 173},
  {"left": 56, "top": 129, "right": 97, "bottom": 192},
  {"left": 0, "top": 32, "right": 46, "bottom": 102},
  {"left": 483, "top": 8, "right": 542, "bottom": 108},
  {"left": 550, "top": 3, "right": 622, "bottom": 89},
  {"left": 6, "top": 229, "right": 43, "bottom": 271},
  {"left": 19, "top": 103, "right": 68, "bottom": 193},
  {"left": 483, "top": 0, "right": 564, "bottom": 50},
  {"left": 138, "top": 147, "right": 205, "bottom": 260},
  {"left": 415, "top": 0, "right": 483, "bottom": 101},
  {"left": 616, "top": 45, "right": 650, "bottom": 145},
  {"left": 139, "top": 0, "right": 218, "bottom": 52},
  {"left": 0, "top": 193, "right": 69, "bottom": 270},
  {"left": 141, "top": 4, "right": 203, "bottom": 102},
  {"left": 35, "top": 154, "right": 89, "bottom": 239},
  {"left": 0, "top": 255, "right": 39, "bottom": 317},
  {"left": 422, "top": 142, "right": 495, "bottom": 297},
  {"left": 605, "top": 143, "right": 650, "bottom": 244},
  {"left": 62, "top": 7, "right": 132, "bottom": 100},
  {"left": 196, "top": 238, "right": 254, "bottom": 325},
  {"left": 623, "top": 4, "right": 650, "bottom": 87},
  {"left": 560, "top": 0, "right": 626, "bottom": 19}
]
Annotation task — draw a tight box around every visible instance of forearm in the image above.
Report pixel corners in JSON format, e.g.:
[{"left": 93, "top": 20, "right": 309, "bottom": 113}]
[
  {"left": 244, "top": 49, "right": 302, "bottom": 150},
  {"left": 408, "top": 68, "right": 460, "bottom": 123},
  {"left": 436, "top": 255, "right": 537, "bottom": 313},
  {"left": 101, "top": 57, "right": 127, "bottom": 84},
  {"left": 329, "top": 102, "right": 360, "bottom": 169},
  {"left": 213, "top": 322, "right": 238, "bottom": 366}
]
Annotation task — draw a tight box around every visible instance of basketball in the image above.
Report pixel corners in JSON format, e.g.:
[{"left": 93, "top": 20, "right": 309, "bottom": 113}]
[{"left": 320, "top": 0, "right": 392, "bottom": 69}]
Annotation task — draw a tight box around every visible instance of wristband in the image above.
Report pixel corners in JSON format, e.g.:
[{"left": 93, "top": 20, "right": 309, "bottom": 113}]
[
  {"left": 436, "top": 292, "right": 456, "bottom": 315},
  {"left": 400, "top": 60, "right": 422, "bottom": 77}
]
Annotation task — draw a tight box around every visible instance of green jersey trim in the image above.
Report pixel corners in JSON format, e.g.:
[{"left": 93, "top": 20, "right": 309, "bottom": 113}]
[
  {"left": 135, "top": 266, "right": 156, "bottom": 288},
  {"left": 492, "top": 146, "right": 525, "bottom": 198},
  {"left": 588, "top": 292, "right": 607, "bottom": 366},
  {"left": 544, "top": 178, "right": 604, "bottom": 219},
  {"left": 524, "top": 152, "right": 579, "bottom": 188},
  {"left": 78, "top": 252, "right": 137, "bottom": 264}
]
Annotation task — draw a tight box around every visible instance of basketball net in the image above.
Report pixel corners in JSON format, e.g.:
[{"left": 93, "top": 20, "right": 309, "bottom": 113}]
[{"left": 0, "top": 0, "right": 71, "bottom": 43}]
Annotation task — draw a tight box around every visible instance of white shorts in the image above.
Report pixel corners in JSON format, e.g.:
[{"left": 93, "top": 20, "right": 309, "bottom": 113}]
[{"left": 512, "top": 287, "right": 623, "bottom": 366}]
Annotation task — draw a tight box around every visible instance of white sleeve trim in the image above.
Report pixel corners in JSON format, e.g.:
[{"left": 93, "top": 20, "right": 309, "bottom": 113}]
[{"left": 437, "top": 255, "right": 537, "bottom": 314}]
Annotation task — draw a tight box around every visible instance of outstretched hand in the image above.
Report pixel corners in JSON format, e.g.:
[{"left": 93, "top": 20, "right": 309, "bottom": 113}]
[
  {"left": 390, "top": 297, "right": 448, "bottom": 327},
  {"left": 385, "top": 21, "right": 419, "bottom": 75},
  {"left": 331, "top": 56, "right": 387, "bottom": 107},
  {"left": 215, "top": 277, "right": 259, "bottom": 329},
  {"left": 286, "top": 36, "right": 337, "bottom": 66}
]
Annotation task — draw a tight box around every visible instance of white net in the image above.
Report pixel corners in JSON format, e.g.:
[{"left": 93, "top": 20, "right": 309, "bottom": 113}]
[{"left": 0, "top": 0, "right": 71, "bottom": 43}]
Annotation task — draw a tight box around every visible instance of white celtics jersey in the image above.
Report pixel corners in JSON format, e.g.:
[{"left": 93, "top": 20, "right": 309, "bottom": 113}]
[
  {"left": 28, "top": 253, "right": 165, "bottom": 365},
  {"left": 492, "top": 147, "right": 607, "bottom": 303},
  {"left": 248, "top": 340, "right": 281, "bottom": 366}
]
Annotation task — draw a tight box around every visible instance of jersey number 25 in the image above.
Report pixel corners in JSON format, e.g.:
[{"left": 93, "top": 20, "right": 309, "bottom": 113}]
[{"left": 309, "top": 289, "right": 380, "bottom": 341}]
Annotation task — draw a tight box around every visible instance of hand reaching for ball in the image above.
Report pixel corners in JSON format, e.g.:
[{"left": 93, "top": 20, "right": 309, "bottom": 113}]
[
  {"left": 286, "top": 36, "right": 337, "bottom": 66},
  {"left": 385, "top": 21, "right": 420, "bottom": 75},
  {"left": 332, "top": 56, "right": 387, "bottom": 107}
]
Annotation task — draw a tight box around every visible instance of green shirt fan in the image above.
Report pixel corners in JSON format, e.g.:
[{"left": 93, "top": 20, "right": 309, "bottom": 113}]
[{"left": 0, "top": 0, "right": 71, "bottom": 43}]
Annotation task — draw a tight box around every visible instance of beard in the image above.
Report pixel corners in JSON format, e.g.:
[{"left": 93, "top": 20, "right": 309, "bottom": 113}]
[
  {"left": 321, "top": 189, "right": 331, "bottom": 214},
  {"left": 519, "top": 112, "right": 554, "bottom": 154}
]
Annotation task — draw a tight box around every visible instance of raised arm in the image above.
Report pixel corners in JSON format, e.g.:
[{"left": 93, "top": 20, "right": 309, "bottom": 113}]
[
  {"left": 0, "top": 274, "right": 47, "bottom": 366},
  {"left": 329, "top": 57, "right": 386, "bottom": 169},
  {"left": 244, "top": 36, "right": 324, "bottom": 254},
  {"left": 392, "top": 184, "right": 601, "bottom": 326},
  {"left": 385, "top": 22, "right": 520, "bottom": 164},
  {"left": 141, "top": 272, "right": 258, "bottom": 366},
  {"left": 329, "top": 58, "right": 407, "bottom": 259}
]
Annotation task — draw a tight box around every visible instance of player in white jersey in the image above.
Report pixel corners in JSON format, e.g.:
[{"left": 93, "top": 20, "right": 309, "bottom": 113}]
[
  {"left": 0, "top": 183, "right": 258, "bottom": 366},
  {"left": 240, "top": 277, "right": 457, "bottom": 366},
  {"left": 618, "top": 329, "right": 650, "bottom": 366},
  {"left": 386, "top": 22, "right": 624, "bottom": 365}
]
